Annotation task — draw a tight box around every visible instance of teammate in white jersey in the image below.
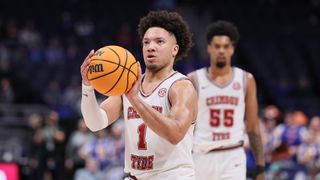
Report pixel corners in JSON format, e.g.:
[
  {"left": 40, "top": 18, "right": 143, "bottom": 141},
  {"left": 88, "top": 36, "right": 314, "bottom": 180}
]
[
  {"left": 188, "top": 21, "right": 265, "bottom": 180},
  {"left": 80, "top": 10, "right": 197, "bottom": 180}
]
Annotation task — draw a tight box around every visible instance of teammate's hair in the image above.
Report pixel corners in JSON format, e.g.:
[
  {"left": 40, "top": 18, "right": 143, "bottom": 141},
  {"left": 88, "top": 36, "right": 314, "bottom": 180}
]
[
  {"left": 206, "top": 20, "right": 240, "bottom": 47},
  {"left": 138, "top": 10, "right": 193, "bottom": 61}
]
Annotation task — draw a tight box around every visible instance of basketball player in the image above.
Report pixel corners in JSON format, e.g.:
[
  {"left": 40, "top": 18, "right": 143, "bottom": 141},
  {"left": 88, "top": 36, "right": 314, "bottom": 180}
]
[
  {"left": 80, "top": 10, "right": 197, "bottom": 180},
  {"left": 188, "top": 21, "right": 265, "bottom": 180}
]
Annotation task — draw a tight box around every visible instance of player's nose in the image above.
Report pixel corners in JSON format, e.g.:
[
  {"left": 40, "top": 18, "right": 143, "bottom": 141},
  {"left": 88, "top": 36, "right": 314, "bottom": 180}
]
[{"left": 146, "top": 42, "right": 156, "bottom": 52}]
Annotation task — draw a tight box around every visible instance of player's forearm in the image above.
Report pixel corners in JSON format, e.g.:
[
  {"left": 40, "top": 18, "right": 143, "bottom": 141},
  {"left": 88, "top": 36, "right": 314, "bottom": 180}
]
[
  {"left": 128, "top": 96, "right": 183, "bottom": 144},
  {"left": 81, "top": 84, "right": 109, "bottom": 131},
  {"left": 248, "top": 132, "right": 265, "bottom": 166}
]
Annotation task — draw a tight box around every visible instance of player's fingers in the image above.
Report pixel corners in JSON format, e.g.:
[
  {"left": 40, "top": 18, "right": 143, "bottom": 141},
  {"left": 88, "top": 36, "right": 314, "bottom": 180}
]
[
  {"left": 81, "top": 66, "right": 90, "bottom": 84},
  {"left": 80, "top": 50, "right": 94, "bottom": 71},
  {"left": 85, "top": 49, "right": 95, "bottom": 62},
  {"left": 84, "top": 50, "right": 94, "bottom": 66},
  {"left": 81, "top": 66, "right": 88, "bottom": 76},
  {"left": 136, "top": 62, "right": 142, "bottom": 81}
]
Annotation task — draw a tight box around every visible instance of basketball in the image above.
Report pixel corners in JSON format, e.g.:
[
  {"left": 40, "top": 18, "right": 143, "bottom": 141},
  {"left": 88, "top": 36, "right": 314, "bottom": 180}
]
[{"left": 87, "top": 45, "right": 138, "bottom": 96}]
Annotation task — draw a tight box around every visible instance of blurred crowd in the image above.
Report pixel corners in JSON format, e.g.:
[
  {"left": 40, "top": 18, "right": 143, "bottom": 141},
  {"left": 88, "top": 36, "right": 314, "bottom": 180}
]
[
  {"left": 246, "top": 105, "right": 320, "bottom": 179},
  {"left": 16, "top": 110, "right": 125, "bottom": 180}
]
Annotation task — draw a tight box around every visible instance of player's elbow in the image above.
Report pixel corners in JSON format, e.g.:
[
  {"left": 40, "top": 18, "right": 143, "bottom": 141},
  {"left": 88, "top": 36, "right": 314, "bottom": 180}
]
[
  {"left": 83, "top": 119, "right": 104, "bottom": 132},
  {"left": 87, "top": 126, "right": 103, "bottom": 132},
  {"left": 166, "top": 133, "right": 184, "bottom": 145}
]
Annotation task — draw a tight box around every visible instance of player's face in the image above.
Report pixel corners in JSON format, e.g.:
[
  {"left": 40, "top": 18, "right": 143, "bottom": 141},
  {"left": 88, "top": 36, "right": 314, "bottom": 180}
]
[
  {"left": 207, "top": 36, "right": 234, "bottom": 69},
  {"left": 142, "top": 27, "right": 179, "bottom": 72}
]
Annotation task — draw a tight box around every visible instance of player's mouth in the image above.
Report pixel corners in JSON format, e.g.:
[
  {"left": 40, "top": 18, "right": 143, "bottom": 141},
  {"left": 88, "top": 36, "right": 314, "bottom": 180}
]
[
  {"left": 217, "top": 56, "right": 226, "bottom": 60},
  {"left": 146, "top": 54, "right": 156, "bottom": 60}
]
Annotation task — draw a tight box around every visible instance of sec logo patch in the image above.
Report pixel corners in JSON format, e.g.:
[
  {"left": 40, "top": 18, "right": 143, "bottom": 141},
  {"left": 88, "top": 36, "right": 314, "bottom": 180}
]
[{"left": 158, "top": 88, "right": 167, "bottom": 97}]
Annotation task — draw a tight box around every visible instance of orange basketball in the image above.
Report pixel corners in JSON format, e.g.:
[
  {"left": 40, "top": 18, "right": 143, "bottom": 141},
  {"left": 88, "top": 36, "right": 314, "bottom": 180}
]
[{"left": 87, "top": 45, "right": 138, "bottom": 96}]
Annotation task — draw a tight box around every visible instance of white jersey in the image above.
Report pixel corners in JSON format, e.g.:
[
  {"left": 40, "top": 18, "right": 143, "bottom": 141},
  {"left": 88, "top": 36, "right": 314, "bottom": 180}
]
[
  {"left": 122, "top": 72, "right": 195, "bottom": 180},
  {"left": 193, "top": 67, "right": 246, "bottom": 154}
]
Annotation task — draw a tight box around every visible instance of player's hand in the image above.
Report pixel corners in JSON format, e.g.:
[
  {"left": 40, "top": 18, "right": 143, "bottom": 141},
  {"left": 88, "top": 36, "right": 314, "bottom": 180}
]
[
  {"left": 125, "top": 62, "right": 142, "bottom": 100},
  {"left": 80, "top": 50, "right": 95, "bottom": 86},
  {"left": 255, "top": 172, "right": 265, "bottom": 180}
]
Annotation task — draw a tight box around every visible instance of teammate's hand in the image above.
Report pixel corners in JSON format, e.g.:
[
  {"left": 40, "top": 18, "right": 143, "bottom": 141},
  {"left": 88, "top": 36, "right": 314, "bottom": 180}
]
[
  {"left": 125, "top": 62, "right": 142, "bottom": 100},
  {"left": 255, "top": 172, "right": 265, "bottom": 180},
  {"left": 80, "top": 50, "right": 95, "bottom": 86}
]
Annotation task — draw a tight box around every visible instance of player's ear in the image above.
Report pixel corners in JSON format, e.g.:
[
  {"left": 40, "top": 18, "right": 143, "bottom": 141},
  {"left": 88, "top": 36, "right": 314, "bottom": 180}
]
[
  {"left": 172, "top": 44, "right": 179, "bottom": 57},
  {"left": 230, "top": 46, "right": 235, "bottom": 55},
  {"left": 207, "top": 44, "right": 211, "bottom": 54}
]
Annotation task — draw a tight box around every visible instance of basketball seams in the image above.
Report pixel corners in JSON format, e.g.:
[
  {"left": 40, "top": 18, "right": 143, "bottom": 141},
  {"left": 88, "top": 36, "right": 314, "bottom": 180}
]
[
  {"left": 102, "top": 47, "right": 128, "bottom": 95},
  {"left": 88, "top": 61, "right": 120, "bottom": 81},
  {"left": 90, "top": 59, "right": 137, "bottom": 76}
]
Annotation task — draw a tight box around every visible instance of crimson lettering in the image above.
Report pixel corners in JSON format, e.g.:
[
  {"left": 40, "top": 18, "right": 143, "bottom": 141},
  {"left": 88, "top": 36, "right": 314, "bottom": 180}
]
[
  {"left": 127, "top": 106, "right": 163, "bottom": 120},
  {"left": 206, "top": 96, "right": 239, "bottom": 106},
  {"left": 212, "top": 132, "right": 230, "bottom": 141},
  {"left": 131, "top": 154, "right": 154, "bottom": 170}
]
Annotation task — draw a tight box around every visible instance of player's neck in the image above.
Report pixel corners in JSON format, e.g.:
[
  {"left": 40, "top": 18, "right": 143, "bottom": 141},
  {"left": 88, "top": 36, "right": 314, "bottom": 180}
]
[{"left": 144, "top": 66, "right": 175, "bottom": 83}]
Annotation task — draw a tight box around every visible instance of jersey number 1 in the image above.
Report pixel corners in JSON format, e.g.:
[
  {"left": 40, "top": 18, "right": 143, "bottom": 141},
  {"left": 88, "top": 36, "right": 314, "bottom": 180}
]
[
  {"left": 137, "top": 123, "right": 147, "bottom": 150},
  {"left": 210, "top": 109, "right": 234, "bottom": 127}
]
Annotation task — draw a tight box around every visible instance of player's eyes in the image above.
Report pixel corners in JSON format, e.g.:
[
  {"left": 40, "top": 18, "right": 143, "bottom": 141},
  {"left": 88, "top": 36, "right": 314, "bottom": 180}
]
[{"left": 157, "top": 40, "right": 164, "bottom": 44}]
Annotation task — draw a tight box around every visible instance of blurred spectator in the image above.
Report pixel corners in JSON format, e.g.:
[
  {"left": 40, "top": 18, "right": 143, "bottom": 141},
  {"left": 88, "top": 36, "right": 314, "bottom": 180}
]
[
  {"left": 104, "top": 120, "right": 125, "bottom": 180},
  {"left": 37, "top": 110, "right": 66, "bottom": 180},
  {"left": 263, "top": 105, "right": 281, "bottom": 121},
  {"left": 3, "top": 19, "right": 19, "bottom": 49},
  {"left": 269, "top": 111, "right": 308, "bottom": 179},
  {"left": 43, "top": 79, "right": 62, "bottom": 108},
  {"left": 28, "top": 43, "right": 45, "bottom": 63},
  {"left": 293, "top": 110, "right": 308, "bottom": 126},
  {"left": 0, "top": 43, "right": 11, "bottom": 77},
  {"left": 297, "top": 116, "right": 320, "bottom": 179},
  {"left": 74, "top": 16, "right": 95, "bottom": 38},
  {"left": 18, "top": 19, "right": 42, "bottom": 49},
  {"left": 74, "top": 158, "right": 104, "bottom": 180},
  {"left": 79, "top": 129, "right": 115, "bottom": 171},
  {"left": 0, "top": 78, "right": 15, "bottom": 103},
  {"left": 61, "top": 77, "right": 82, "bottom": 117},
  {"left": 25, "top": 113, "right": 44, "bottom": 180},
  {"left": 261, "top": 117, "right": 277, "bottom": 164},
  {"left": 64, "top": 118, "right": 94, "bottom": 178},
  {"left": 45, "top": 36, "right": 65, "bottom": 65}
]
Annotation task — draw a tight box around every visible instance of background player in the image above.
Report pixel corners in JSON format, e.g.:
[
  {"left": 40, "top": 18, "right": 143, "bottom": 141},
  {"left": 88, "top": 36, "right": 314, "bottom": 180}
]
[
  {"left": 80, "top": 10, "right": 197, "bottom": 180},
  {"left": 188, "top": 20, "right": 265, "bottom": 180}
]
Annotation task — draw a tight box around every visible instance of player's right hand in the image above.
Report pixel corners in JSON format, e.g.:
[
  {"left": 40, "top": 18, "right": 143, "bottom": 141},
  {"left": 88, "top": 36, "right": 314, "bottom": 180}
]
[{"left": 80, "top": 50, "right": 95, "bottom": 86}]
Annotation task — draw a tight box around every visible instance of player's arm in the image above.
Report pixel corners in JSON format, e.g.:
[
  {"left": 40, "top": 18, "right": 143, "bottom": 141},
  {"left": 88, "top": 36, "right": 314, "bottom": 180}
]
[
  {"left": 187, "top": 72, "right": 199, "bottom": 92},
  {"left": 126, "top": 74, "right": 197, "bottom": 144},
  {"left": 80, "top": 50, "right": 123, "bottom": 132},
  {"left": 244, "top": 73, "right": 265, "bottom": 167}
]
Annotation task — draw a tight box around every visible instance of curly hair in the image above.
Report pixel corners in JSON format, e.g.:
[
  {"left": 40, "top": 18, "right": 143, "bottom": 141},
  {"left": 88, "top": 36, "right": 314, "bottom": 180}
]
[
  {"left": 206, "top": 20, "right": 240, "bottom": 47},
  {"left": 137, "top": 10, "right": 193, "bottom": 61}
]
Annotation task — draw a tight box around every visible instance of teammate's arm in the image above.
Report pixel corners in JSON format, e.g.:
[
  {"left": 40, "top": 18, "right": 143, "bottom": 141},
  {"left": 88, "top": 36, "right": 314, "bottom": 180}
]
[
  {"left": 126, "top": 73, "right": 197, "bottom": 144},
  {"left": 80, "top": 50, "right": 123, "bottom": 132},
  {"left": 187, "top": 72, "right": 198, "bottom": 92},
  {"left": 244, "top": 72, "right": 265, "bottom": 178}
]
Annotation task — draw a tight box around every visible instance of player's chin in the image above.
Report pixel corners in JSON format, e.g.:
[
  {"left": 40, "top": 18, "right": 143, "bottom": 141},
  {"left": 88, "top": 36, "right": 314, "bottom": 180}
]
[
  {"left": 146, "top": 64, "right": 159, "bottom": 72},
  {"left": 216, "top": 61, "right": 226, "bottom": 68}
]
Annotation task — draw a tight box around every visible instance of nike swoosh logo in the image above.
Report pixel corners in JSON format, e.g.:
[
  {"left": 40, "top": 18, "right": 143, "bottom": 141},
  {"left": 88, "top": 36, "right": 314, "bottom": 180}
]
[
  {"left": 234, "top": 163, "right": 241, "bottom": 167},
  {"left": 82, "top": 93, "right": 88, "bottom": 97}
]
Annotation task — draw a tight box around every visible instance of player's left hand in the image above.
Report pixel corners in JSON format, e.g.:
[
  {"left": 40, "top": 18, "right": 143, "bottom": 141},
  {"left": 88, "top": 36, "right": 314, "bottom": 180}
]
[{"left": 125, "top": 62, "right": 142, "bottom": 100}]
